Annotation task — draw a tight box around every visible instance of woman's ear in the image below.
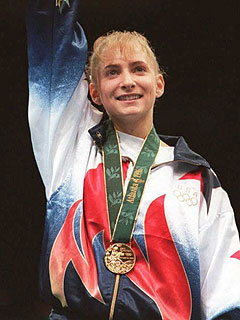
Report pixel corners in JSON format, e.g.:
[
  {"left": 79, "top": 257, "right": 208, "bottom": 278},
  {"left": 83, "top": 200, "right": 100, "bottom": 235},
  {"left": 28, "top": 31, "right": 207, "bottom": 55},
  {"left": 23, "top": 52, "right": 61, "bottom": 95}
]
[
  {"left": 155, "top": 74, "right": 165, "bottom": 98},
  {"left": 89, "top": 83, "right": 102, "bottom": 105}
]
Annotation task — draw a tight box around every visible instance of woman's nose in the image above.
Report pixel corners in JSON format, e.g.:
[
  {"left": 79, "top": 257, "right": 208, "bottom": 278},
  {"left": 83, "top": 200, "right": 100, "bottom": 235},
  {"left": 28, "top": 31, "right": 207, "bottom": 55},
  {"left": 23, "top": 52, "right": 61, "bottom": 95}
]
[{"left": 120, "top": 71, "right": 136, "bottom": 90}]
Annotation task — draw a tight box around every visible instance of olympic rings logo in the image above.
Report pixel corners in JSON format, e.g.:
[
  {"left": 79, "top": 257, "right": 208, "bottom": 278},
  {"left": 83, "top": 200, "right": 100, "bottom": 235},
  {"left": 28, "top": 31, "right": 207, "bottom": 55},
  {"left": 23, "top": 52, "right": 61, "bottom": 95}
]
[{"left": 173, "top": 186, "right": 198, "bottom": 207}]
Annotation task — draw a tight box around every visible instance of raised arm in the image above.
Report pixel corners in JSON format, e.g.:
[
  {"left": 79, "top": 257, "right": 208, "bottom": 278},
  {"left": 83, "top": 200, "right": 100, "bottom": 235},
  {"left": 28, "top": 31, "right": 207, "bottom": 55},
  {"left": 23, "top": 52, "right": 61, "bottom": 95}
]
[
  {"left": 27, "top": 0, "right": 102, "bottom": 197},
  {"left": 27, "top": 0, "right": 87, "bottom": 107}
]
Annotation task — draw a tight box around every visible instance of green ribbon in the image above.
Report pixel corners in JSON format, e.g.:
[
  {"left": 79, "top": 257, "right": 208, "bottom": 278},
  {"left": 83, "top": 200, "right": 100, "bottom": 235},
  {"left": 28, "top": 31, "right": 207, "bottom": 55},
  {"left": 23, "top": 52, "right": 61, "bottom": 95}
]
[{"left": 103, "top": 121, "right": 160, "bottom": 243}]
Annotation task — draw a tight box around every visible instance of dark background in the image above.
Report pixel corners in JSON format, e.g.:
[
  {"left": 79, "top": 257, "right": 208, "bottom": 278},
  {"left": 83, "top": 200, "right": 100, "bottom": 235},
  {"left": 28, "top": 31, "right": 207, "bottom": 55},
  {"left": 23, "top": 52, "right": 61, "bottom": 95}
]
[{"left": 0, "top": 1, "right": 239, "bottom": 319}]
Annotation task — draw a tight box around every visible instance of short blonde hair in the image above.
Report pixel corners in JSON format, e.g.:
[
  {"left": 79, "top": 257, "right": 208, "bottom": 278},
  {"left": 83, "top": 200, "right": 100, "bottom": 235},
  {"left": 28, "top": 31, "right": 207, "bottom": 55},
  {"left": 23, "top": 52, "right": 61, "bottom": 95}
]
[{"left": 87, "top": 31, "right": 163, "bottom": 85}]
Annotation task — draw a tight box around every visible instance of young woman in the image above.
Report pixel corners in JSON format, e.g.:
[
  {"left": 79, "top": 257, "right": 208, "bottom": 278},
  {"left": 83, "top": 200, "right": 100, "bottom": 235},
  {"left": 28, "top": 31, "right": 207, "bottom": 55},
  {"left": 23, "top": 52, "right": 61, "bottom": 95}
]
[{"left": 27, "top": 0, "right": 240, "bottom": 319}]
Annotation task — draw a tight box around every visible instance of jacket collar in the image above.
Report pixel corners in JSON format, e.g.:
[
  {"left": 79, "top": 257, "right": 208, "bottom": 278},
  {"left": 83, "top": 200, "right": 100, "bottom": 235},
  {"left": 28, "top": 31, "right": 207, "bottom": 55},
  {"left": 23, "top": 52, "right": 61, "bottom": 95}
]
[
  {"left": 88, "top": 121, "right": 210, "bottom": 169},
  {"left": 159, "top": 134, "right": 210, "bottom": 168}
]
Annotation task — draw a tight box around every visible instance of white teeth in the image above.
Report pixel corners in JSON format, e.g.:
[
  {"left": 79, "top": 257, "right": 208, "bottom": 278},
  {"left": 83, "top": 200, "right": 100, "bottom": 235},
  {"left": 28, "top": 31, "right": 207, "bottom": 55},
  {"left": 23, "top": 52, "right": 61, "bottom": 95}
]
[{"left": 117, "top": 94, "right": 142, "bottom": 101}]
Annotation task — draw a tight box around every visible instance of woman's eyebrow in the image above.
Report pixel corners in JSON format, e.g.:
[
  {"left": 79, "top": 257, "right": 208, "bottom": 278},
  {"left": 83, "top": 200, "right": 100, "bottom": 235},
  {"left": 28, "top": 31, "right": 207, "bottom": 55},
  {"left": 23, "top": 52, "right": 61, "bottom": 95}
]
[
  {"left": 102, "top": 61, "right": 148, "bottom": 72},
  {"left": 130, "top": 60, "right": 147, "bottom": 66},
  {"left": 104, "top": 64, "right": 120, "bottom": 70}
]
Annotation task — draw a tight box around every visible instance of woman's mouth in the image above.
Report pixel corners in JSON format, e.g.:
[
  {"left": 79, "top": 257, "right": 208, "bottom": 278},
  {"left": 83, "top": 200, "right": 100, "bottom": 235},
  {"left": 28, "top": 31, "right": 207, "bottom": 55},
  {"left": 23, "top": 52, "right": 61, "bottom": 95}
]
[{"left": 116, "top": 94, "right": 143, "bottom": 101}]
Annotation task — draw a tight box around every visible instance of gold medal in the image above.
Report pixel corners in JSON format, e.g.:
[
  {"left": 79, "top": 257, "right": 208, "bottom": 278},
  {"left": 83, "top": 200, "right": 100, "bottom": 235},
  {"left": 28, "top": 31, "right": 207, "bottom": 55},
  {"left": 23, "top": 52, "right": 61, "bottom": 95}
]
[{"left": 104, "top": 243, "right": 136, "bottom": 274}]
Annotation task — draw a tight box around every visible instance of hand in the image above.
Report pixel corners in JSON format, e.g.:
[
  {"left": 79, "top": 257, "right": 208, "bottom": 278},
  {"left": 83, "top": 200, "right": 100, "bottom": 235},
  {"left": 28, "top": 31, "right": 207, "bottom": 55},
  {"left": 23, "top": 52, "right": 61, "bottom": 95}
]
[{"left": 56, "top": 0, "right": 70, "bottom": 11}]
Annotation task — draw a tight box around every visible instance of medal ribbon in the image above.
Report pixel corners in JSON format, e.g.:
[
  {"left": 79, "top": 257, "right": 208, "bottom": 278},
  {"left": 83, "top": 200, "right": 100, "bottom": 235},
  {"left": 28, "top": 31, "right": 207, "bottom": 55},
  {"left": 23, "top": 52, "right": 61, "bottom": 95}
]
[{"left": 103, "top": 120, "right": 160, "bottom": 243}]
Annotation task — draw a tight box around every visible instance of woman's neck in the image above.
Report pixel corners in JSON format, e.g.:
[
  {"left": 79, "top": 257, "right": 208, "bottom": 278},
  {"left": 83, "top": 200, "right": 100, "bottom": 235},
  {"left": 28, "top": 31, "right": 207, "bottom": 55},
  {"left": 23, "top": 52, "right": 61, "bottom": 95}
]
[{"left": 111, "top": 117, "right": 153, "bottom": 139}]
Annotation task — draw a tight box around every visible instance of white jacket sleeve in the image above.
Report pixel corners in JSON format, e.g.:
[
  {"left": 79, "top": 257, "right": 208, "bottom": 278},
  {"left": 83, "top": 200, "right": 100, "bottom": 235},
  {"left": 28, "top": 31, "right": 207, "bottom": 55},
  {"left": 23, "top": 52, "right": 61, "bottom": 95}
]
[
  {"left": 199, "top": 180, "right": 240, "bottom": 319},
  {"left": 26, "top": 0, "right": 102, "bottom": 198}
]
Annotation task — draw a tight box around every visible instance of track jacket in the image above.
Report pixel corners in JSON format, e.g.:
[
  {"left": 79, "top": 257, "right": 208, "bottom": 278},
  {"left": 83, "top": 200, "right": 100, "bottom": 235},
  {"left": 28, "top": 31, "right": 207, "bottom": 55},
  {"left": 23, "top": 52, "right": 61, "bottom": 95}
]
[{"left": 26, "top": 0, "right": 240, "bottom": 319}]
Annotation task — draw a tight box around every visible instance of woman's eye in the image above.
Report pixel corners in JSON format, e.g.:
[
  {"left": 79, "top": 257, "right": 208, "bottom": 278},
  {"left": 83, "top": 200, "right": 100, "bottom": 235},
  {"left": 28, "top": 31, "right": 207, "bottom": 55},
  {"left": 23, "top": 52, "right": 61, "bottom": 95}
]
[
  {"left": 134, "top": 66, "right": 145, "bottom": 72},
  {"left": 106, "top": 70, "right": 118, "bottom": 76}
]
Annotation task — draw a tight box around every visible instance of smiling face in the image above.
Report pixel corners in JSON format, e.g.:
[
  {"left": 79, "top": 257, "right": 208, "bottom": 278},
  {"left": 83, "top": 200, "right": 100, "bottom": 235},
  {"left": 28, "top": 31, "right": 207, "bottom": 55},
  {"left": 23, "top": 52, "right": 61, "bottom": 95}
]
[{"left": 90, "top": 45, "right": 164, "bottom": 137}]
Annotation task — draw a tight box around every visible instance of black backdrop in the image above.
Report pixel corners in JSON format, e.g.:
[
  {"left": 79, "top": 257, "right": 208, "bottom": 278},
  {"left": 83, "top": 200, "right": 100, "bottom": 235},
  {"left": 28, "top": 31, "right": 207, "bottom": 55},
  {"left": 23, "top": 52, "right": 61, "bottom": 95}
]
[{"left": 0, "top": 1, "right": 239, "bottom": 318}]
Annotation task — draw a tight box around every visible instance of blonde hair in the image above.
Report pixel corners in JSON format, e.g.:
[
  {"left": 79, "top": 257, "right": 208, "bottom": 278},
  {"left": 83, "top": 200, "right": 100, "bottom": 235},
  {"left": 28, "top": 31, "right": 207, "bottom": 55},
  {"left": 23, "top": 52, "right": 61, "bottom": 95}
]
[{"left": 87, "top": 31, "right": 163, "bottom": 85}]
